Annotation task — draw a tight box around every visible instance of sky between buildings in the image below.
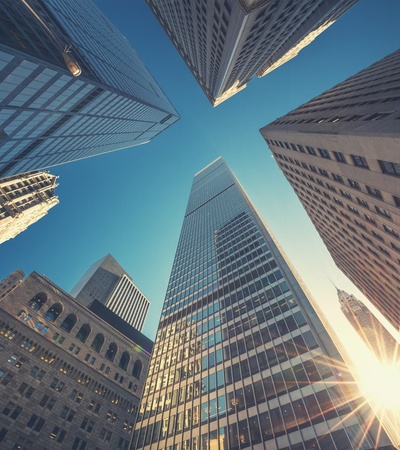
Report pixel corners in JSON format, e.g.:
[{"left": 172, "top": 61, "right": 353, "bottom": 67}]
[{"left": 1, "top": 0, "right": 400, "bottom": 371}]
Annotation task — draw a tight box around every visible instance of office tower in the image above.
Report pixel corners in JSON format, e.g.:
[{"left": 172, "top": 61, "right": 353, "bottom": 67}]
[
  {"left": 71, "top": 254, "right": 150, "bottom": 331},
  {"left": 0, "top": 0, "right": 179, "bottom": 177},
  {"left": 260, "top": 49, "right": 400, "bottom": 332},
  {"left": 132, "top": 158, "right": 392, "bottom": 450},
  {"left": 0, "top": 171, "right": 58, "bottom": 244},
  {"left": 146, "top": 0, "right": 358, "bottom": 106},
  {"left": 0, "top": 270, "right": 152, "bottom": 450},
  {"left": 337, "top": 288, "right": 398, "bottom": 363}
]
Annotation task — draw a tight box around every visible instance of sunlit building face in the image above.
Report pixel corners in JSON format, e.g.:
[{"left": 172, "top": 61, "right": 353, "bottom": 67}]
[{"left": 132, "top": 158, "right": 391, "bottom": 449}]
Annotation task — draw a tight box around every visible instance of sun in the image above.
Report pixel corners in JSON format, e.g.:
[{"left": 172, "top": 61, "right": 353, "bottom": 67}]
[{"left": 360, "top": 362, "right": 400, "bottom": 411}]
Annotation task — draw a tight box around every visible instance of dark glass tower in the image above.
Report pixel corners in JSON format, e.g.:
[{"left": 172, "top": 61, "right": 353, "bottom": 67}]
[
  {"left": 0, "top": 0, "right": 179, "bottom": 177},
  {"left": 132, "top": 158, "right": 392, "bottom": 449}
]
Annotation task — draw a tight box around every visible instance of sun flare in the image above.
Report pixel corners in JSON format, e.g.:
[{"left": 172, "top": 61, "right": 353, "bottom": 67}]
[{"left": 360, "top": 362, "right": 400, "bottom": 411}]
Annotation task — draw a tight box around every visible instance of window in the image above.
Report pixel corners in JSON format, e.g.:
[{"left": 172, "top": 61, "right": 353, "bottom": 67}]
[
  {"left": 26, "top": 414, "right": 45, "bottom": 432},
  {"left": 100, "top": 428, "right": 112, "bottom": 442},
  {"left": 28, "top": 293, "right": 47, "bottom": 311},
  {"left": 49, "top": 426, "right": 67, "bottom": 443},
  {"left": 72, "top": 438, "right": 87, "bottom": 450},
  {"left": 60, "top": 314, "right": 77, "bottom": 332},
  {"left": 13, "top": 437, "right": 33, "bottom": 449},
  {"left": 375, "top": 206, "right": 392, "bottom": 219},
  {"left": 351, "top": 155, "right": 369, "bottom": 169},
  {"left": 105, "top": 343, "right": 117, "bottom": 362},
  {"left": 50, "top": 378, "right": 65, "bottom": 392},
  {"left": 383, "top": 224, "right": 399, "bottom": 239},
  {"left": 366, "top": 186, "right": 382, "bottom": 198},
  {"left": 60, "top": 407, "right": 75, "bottom": 422},
  {"left": 306, "top": 146, "right": 316, "bottom": 156},
  {"left": 69, "top": 389, "right": 84, "bottom": 403},
  {"left": 76, "top": 324, "right": 91, "bottom": 343},
  {"left": 132, "top": 360, "right": 142, "bottom": 379},
  {"left": 332, "top": 174, "right": 343, "bottom": 183},
  {"left": 90, "top": 334, "right": 104, "bottom": 352},
  {"left": 348, "top": 179, "right": 360, "bottom": 190},
  {"left": 80, "top": 417, "right": 94, "bottom": 433},
  {"left": 119, "top": 352, "right": 130, "bottom": 371},
  {"left": 318, "top": 169, "right": 329, "bottom": 178},
  {"left": 318, "top": 148, "right": 330, "bottom": 159},
  {"left": 379, "top": 159, "right": 400, "bottom": 177},
  {"left": 393, "top": 195, "right": 400, "bottom": 207},
  {"left": 356, "top": 198, "right": 369, "bottom": 209},
  {"left": 44, "top": 303, "right": 63, "bottom": 322},
  {"left": 333, "top": 151, "right": 346, "bottom": 163}
]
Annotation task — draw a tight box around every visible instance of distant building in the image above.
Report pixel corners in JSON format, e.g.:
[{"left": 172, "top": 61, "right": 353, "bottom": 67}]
[
  {"left": 71, "top": 254, "right": 150, "bottom": 332},
  {"left": 0, "top": 0, "right": 179, "bottom": 177},
  {"left": 0, "top": 271, "right": 152, "bottom": 449},
  {"left": 132, "top": 158, "right": 392, "bottom": 450},
  {"left": 0, "top": 270, "right": 24, "bottom": 299},
  {"left": 337, "top": 288, "right": 398, "bottom": 363},
  {"left": 260, "top": 49, "right": 400, "bottom": 332},
  {"left": 0, "top": 171, "right": 58, "bottom": 244},
  {"left": 146, "top": 0, "right": 358, "bottom": 105}
]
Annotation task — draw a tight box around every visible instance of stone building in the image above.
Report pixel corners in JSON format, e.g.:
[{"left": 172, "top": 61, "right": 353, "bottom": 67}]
[
  {"left": 145, "top": 0, "right": 358, "bottom": 105},
  {"left": 0, "top": 271, "right": 152, "bottom": 450},
  {"left": 0, "top": 171, "right": 58, "bottom": 244},
  {"left": 260, "top": 49, "right": 400, "bottom": 332}
]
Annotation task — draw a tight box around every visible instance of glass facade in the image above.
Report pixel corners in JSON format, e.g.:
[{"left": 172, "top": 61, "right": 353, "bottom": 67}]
[
  {"left": 132, "top": 158, "right": 390, "bottom": 449},
  {"left": 0, "top": 0, "right": 179, "bottom": 177}
]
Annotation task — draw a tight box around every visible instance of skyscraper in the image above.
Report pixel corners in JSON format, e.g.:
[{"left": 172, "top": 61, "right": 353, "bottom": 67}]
[
  {"left": 0, "top": 0, "right": 179, "bottom": 177},
  {"left": 145, "top": 0, "right": 358, "bottom": 106},
  {"left": 71, "top": 254, "right": 150, "bottom": 331},
  {"left": 0, "top": 171, "right": 58, "bottom": 244},
  {"left": 337, "top": 288, "right": 398, "bottom": 363},
  {"left": 260, "top": 49, "right": 400, "bottom": 332},
  {"left": 132, "top": 158, "right": 392, "bottom": 450}
]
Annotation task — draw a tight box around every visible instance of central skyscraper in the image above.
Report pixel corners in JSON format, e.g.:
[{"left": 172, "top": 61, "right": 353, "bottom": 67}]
[
  {"left": 132, "top": 158, "right": 392, "bottom": 449},
  {"left": 146, "top": 0, "right": 358, "bottom": 105}
]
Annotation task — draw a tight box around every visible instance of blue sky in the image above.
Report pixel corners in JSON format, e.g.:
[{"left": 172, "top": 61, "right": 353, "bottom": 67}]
[{"left": 1, "top": 0, "right": 400, "bottom": 354}]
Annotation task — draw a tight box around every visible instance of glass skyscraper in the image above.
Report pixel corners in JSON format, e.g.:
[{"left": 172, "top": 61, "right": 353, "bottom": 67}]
[
  {"left": 0, "top": 0, "right": 179, "bottom": 177},
  {"left": 132, "top": 158, "right": 392, "bottom": 449}
]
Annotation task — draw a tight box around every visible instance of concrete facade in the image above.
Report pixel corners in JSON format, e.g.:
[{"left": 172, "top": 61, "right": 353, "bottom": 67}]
[
  {"left": 146, "top": 0, "right": 358, "bottom": 105},
  {"left": 260, "top": 49, "right": 400, "bottom": 332},
  {"left": 0, "top": 171, "right": 58, "bottom": 244},
  {"left": 0, "top": 271, "right": 152, "bottom": 450}
]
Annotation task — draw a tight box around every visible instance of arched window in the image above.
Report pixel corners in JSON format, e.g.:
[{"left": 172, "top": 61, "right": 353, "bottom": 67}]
[
  {"left": 76, "top": 324, "right": 91, "bottom": 343},
  {"left": 90, "top": 334, "right": 104, "bottom": 353},
  {"left": 118, "top": 351, "right": 130, "bottom": 371},
  {"left": 60, "top": 314, "right": 77, "bottom": 332},
  {"left": 105, "top": 343, "right": 117, "bottom": 362},
  {"left": 132, "top": 360, "right": 142, "bottom": 379},
  {"left": 44, "top": 303, "right": 63, "bottom": 322},
  {"left": 28, "top": 293, "right": 47, "bottom": 311}
]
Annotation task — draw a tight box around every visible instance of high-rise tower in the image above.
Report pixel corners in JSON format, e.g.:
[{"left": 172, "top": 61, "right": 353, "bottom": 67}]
[
  {"left": 71, "top": 254, "right": 150, "bottom": 332},
  {"left": 0, "top": 0, "right": 179, "bottom": 177},
  {"left": 337, "top": 288, "right": 398, "bottom": 363},
  {"left": 146, "top": 0, "right": 358, "bottom": 105},
  {"left": 0, "top": 171, "right": 58, "bottom": 243},
  {"left": 132, "top": 158, "right": 392, "bottom": 449},
  {"left": 260, "top": 50, "right": 400, "bottom": 332}
]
